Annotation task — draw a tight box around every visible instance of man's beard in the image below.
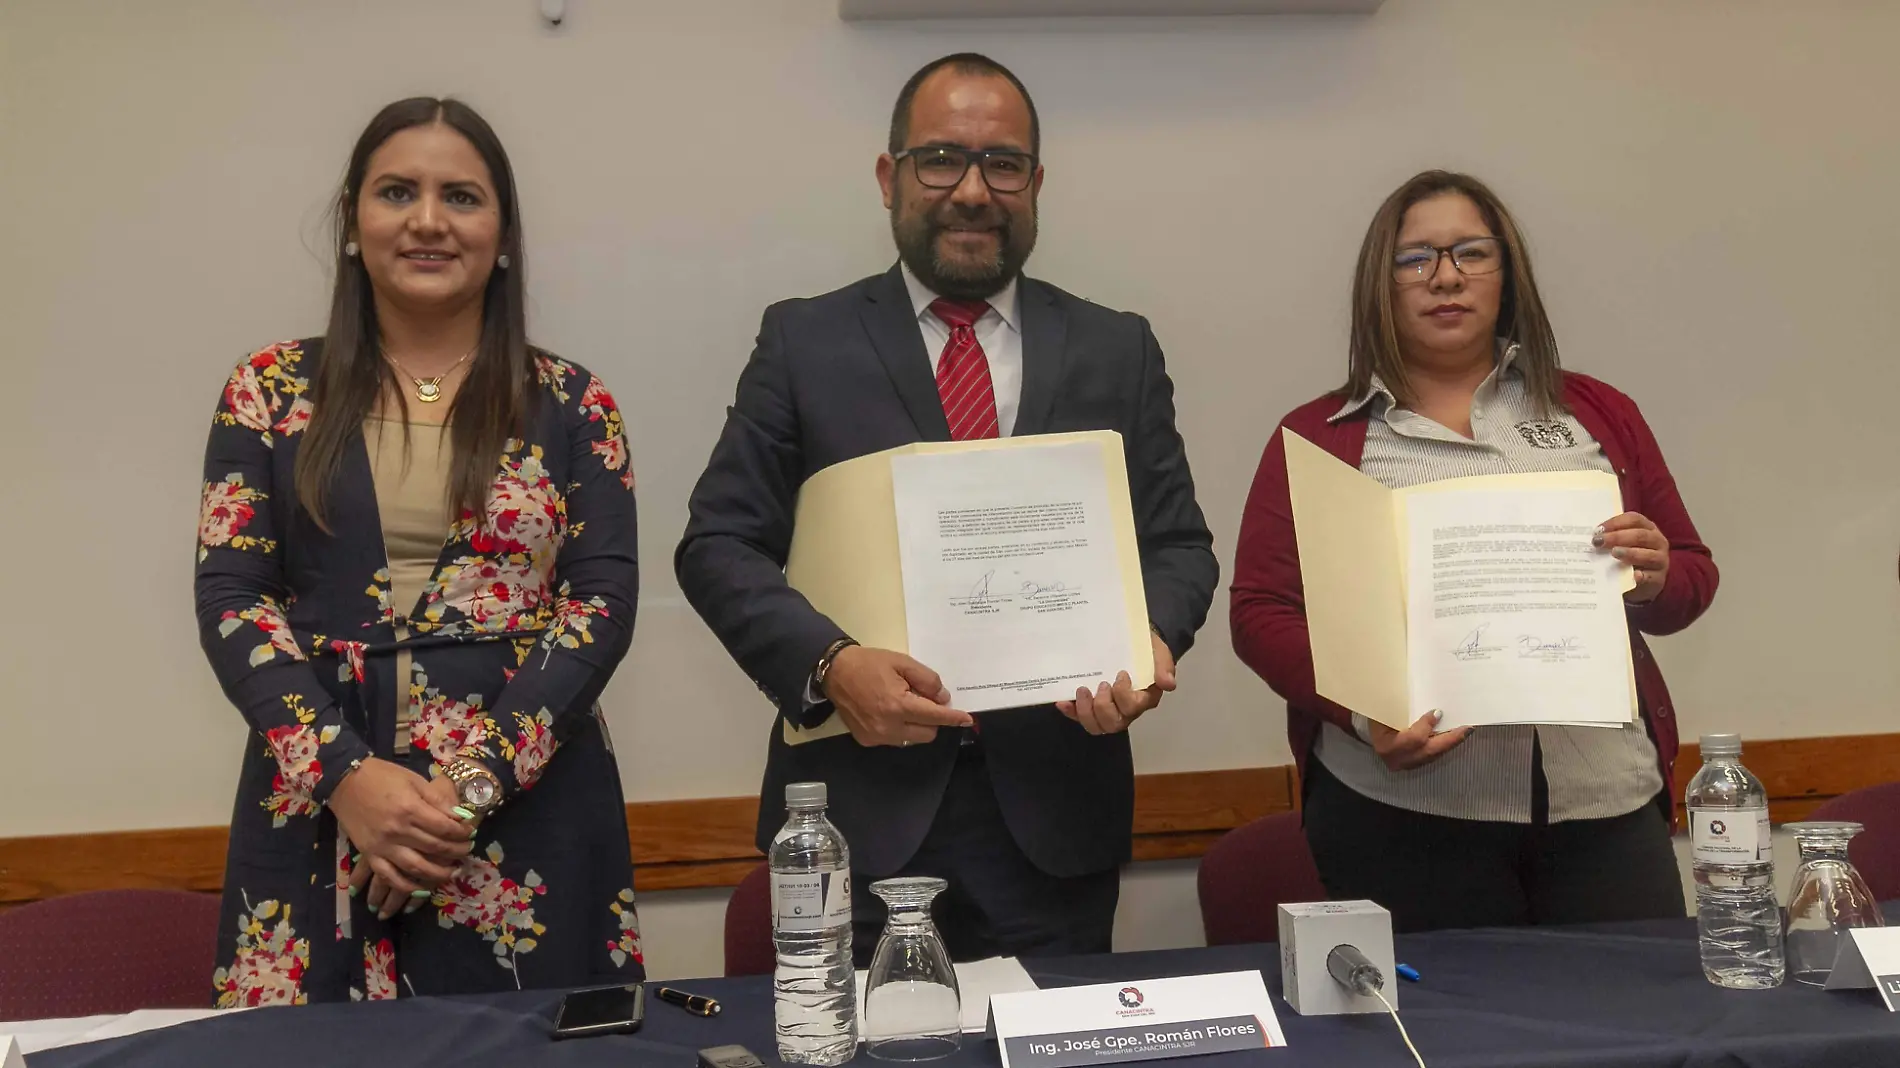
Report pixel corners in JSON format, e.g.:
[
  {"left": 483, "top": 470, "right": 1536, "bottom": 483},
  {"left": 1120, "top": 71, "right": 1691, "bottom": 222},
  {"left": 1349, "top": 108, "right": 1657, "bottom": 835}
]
[{"left": 891, "top": 194, "right": 1038, "bottom": 301}]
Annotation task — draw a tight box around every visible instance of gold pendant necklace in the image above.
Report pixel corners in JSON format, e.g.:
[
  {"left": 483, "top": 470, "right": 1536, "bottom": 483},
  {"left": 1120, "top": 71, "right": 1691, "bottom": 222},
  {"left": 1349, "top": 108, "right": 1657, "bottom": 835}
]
[{"left": 384, "top": 346, "right": 474, "bottom": 404}]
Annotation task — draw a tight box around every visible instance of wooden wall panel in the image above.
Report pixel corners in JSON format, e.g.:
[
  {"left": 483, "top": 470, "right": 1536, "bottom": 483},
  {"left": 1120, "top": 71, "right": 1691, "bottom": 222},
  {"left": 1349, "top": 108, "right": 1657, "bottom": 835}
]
[
  {"left": 1674, "top": 732, "right": 1900, "bottom": 828},
  {"left": 0, "top": 765, "right": 1294, "bottom": 904},
  {"left": 4, "top": 735, "right": 1892, "bottom": 905}
]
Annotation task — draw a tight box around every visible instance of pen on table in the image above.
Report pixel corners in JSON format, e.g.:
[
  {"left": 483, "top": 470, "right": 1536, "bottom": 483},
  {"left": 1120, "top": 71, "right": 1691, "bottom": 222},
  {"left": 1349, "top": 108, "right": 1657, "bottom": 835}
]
[
  {"left": 655, "top": 986, "right": 723, "bottom": 1016},
  {"left": 1395, "top": 964, "right": 1421, "bottom": 983}
]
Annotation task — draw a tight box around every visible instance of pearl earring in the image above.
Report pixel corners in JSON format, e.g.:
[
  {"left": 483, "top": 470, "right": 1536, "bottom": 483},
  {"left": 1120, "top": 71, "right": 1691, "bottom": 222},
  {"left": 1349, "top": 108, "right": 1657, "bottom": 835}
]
[
  {"left": 343, "top": 241, "right": 359, "bottom": 257},
  {"left": 497, "top": 254, "right": 511, "bottom": 269}
]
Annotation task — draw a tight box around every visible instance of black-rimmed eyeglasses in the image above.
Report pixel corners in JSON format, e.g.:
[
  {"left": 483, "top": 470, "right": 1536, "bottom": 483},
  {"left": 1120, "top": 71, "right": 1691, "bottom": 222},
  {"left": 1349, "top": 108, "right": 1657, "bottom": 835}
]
[
  {"left": 893, "top": 146, "right": 1038, "bottom": 193},
  {"left": 1393, "top": 237, "right": 1505, "bottom": 285}
]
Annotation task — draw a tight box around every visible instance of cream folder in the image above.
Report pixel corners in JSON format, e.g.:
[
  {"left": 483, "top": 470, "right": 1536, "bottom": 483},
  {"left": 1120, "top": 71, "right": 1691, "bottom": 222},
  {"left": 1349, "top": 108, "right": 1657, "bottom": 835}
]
[
  {"left": 782, "top": 431, "right": 1153, "bottom": 745},
  {"left": 1284, "top": 429, "right": 1637, "bottom": 731}
]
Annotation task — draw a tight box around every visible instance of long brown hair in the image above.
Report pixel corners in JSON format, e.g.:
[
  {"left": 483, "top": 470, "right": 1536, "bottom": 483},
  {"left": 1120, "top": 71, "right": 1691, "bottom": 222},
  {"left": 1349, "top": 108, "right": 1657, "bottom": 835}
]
[
  {"left": 294, "top": 97, "right": 532, "bottom": 531},
  {"left": 1344, "top": 170, "right": 1564, "bottom": 416}
]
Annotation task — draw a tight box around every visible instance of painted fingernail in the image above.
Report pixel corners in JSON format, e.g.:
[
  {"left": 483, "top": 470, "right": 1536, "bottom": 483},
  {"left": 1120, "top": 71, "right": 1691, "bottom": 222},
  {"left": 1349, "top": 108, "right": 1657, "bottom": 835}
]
[
  {"left": 410, "top": 889, "right": 431, "bottom": 899},
  {"left": 452, "top": 807, "right": 475, "bottom": 820},
  {"left": 347, "top": 885, "right": 359, "bottom": 897},
  {"left": 1431, "top": 709, "right": 1444, "bottom": 724},
  {"left": 469, "top": 827, "right": 480, "bottom": 839},
  {"left": 351, "top": 853, "right": 362, "bottom": 866},
  {"left": 1594, "top": 524, "right": 1605, "bottom": 535},
  {"left": 1611, "top": 547, "right": 1628, "bottom": 559},
  {"left": 405, "top": 900, "right": 423, "bottom": 914},
  {"left": 1591, "top": 532, "right": 1606, "bottom": 548}
]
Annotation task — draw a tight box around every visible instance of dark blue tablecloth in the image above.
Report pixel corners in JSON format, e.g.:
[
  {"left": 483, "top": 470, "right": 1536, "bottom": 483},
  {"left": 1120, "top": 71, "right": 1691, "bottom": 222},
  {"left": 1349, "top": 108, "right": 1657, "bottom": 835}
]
[{"left": 32, "top": 913, "right": 1900, "bottom": 1068}]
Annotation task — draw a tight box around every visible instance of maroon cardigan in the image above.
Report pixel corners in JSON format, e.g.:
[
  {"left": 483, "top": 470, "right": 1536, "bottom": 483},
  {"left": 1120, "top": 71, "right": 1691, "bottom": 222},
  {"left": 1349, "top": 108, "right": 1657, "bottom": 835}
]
[{"left": 1229, "top": 372, "right": 1717, "bottom": 819}]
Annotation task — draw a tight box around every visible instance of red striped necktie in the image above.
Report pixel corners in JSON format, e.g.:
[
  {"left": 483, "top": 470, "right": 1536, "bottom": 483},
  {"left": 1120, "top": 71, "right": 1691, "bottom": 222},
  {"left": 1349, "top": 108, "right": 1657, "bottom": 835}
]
[
  {"left": 929, "top": 298, "right": 999, "bottom": 441},
  {"left": 929, "top": 298, "right": 997, "bottom": 738}
]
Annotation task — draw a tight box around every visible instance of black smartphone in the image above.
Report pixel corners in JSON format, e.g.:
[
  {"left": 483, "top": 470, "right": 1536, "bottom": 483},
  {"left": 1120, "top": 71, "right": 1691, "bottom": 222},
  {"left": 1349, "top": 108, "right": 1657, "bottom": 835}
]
[{"left": 552, "top": 983, "right": 646, "bottom": 1040}]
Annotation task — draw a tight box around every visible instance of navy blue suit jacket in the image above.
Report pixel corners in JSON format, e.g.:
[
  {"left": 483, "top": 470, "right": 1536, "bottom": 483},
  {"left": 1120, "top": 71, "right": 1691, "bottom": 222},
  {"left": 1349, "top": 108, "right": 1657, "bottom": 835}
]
[{"left": 676, "top": 265, "right": 1217, "bottom": 877}]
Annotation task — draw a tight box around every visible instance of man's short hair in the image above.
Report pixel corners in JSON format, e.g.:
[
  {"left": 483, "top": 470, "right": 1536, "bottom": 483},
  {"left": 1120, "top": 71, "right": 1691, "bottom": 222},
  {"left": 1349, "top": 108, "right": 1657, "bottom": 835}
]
[{"left": 888, "top": 52, "right": 1040, "bottom": 157}]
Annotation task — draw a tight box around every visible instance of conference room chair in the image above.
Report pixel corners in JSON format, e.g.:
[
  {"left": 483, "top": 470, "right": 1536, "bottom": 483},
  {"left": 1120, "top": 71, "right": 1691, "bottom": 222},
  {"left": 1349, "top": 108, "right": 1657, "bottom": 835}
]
[
  {"left": 1807, "top": 781, "right": 1900, "bottom": 902},
  {"left": 1196, "top": 811, "right": 1329, "bottom": 946},
  {"left": 724, "top": 863, "right": 774, "bottom": 977},
  {"left": 0, "top": 889, "right": 220, "bottom": 1020}
]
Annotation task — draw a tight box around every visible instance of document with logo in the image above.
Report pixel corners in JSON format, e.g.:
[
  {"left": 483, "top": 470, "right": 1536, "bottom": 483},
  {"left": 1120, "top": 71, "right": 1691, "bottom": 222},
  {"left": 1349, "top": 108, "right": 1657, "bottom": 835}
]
[
  {"left": 1285, "top": 429, "right": 1637, "bottom": 731},
  {"left": 784, "top": 432, "right": 1152, "bottom": 738}
]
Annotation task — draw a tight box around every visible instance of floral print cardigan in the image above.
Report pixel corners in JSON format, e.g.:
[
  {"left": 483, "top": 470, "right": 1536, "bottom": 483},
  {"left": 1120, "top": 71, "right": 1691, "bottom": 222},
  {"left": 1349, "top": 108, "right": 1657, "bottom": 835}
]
[{"left": 196, "top": 339, "right": 644, "bottom": 1004}]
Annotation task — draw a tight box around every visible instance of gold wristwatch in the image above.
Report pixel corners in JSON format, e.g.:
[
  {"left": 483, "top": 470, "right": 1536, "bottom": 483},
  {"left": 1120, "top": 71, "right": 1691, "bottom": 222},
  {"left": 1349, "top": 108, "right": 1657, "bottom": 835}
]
[{"left": 442, "top": 759, "right": 504, "bottom": 818}]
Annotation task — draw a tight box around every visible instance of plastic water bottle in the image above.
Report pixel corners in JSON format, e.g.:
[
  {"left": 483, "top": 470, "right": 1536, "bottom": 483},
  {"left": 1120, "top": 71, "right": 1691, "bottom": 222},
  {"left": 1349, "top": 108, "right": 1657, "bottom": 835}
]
[
  {"left": 770, "top": 781, "right": 858, "bottom": 1064},
  {"left": 1686, "top": 734, "right": 1785, "bottom": 989}
]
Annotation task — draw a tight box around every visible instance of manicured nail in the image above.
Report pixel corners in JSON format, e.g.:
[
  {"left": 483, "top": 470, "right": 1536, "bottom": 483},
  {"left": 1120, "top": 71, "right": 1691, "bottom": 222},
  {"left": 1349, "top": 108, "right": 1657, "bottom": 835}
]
[
  {"left": 351, "top": 853, "right": 362, "bottom": 866},
  {"left": 410, "top": 889, "right": 431, "bottom": 899},
  {"left": 452, "top": 807, "right": 475, "bottom": 820},
  {"left": 1431, "top": 709, "right": 1444, "bottom": 724},
  {"left": 348, "top": 885, "right": 359, "bottom": 897},
  {"left": 469, "top": 826, "right": 481, "bottom": 839},
  {"left": 404, "top": 900, "right": 423, "bottom": 915},
  {"left": 1611, "top": 547, "right": 1628, "bottom": 560},
  {"left": 1591, "top": 532, "right": 1605, "bottom": 548},
  {"left": 1594, "top": 524, "right": 1605, "bottom": 535}
]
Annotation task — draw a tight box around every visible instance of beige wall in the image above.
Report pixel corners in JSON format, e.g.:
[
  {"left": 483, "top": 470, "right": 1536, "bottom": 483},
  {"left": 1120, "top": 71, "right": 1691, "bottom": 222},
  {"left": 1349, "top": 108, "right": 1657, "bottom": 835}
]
[{"left": 4, "top": 0, "right": 1896, "bottom": 980}]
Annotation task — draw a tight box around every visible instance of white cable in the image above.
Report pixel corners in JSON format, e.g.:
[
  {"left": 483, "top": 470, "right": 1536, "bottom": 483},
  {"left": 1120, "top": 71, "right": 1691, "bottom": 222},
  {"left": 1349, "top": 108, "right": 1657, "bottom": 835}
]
[{"left": 1368, "top": 986, "right": 1427, "bottom": 1068}]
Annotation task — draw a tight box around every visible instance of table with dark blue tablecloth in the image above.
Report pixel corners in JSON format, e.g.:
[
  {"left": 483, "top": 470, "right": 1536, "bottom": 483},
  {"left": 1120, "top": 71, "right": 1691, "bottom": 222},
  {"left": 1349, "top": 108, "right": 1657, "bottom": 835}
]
[{"left": 31, "top": 913, "right": 1900, "bottom": 1068}]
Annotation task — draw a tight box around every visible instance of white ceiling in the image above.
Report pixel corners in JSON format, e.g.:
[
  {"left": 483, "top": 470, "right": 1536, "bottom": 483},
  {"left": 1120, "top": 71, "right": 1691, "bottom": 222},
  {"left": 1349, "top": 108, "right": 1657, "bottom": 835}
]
[{"left": 839, "top": 0, "right": 1383, "bottom": 20}]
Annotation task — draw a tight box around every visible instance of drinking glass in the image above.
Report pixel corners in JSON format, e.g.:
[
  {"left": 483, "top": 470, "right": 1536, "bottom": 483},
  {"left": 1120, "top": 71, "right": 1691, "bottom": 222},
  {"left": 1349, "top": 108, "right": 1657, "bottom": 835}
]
[
  {"left": 1784, "top": 821, "right": 1886, "bottom": 986},
  {"left": 862, "top": 877, "right": 960, "bottom": 1061}
]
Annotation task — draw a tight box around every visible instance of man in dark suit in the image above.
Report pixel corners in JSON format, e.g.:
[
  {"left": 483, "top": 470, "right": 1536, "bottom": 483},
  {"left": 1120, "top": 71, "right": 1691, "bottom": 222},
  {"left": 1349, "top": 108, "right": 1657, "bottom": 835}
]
[{"left": 676, "top": 53, "right": 1217, "bottom": 962}]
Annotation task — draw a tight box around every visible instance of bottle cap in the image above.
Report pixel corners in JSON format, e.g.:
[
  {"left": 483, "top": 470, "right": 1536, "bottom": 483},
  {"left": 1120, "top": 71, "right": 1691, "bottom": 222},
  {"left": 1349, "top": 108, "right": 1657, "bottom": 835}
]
[
  {"left": 1699, "top": 733, "right": 1742, "bottom": 756},
  {"left": 785, "top": 781, "right": 828, "bottom": 808}
]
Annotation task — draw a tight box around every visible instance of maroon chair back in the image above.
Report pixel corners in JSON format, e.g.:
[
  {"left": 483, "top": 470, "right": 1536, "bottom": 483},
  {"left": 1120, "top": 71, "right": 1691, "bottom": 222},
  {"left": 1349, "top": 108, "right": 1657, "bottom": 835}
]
[
  {"left": 1196, "top": 811, "right": 1328, "bottom": 946},
  {"left": 724, "top": 863, "right": 774, "bottom": 977},
  {"left": 0, "top": 889, "right": 221, "bottom": 1020},
  {"left": 1807, "top": 782, "right": 1900, "bottom": 902}
]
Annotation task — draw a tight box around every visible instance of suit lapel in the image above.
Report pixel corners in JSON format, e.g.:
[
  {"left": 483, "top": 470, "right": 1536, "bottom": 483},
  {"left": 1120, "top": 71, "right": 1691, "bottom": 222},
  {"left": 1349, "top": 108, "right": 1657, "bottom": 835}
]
[
  {"left": 1014, "top": 276, "right": 1067, "bottom": 437},
  {"left": 860, "top": 264, "right": 950, "bottom": 441}
]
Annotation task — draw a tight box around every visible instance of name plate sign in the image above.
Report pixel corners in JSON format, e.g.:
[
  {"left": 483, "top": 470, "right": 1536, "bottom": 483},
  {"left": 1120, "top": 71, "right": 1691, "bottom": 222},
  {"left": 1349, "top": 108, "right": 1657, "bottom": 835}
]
[
  {"left": 991, "top": 971, "right": 1287, "bottom": 1068},
  {"left": 1824, "top": 927, "right": 1900, "bottom": 1010}
]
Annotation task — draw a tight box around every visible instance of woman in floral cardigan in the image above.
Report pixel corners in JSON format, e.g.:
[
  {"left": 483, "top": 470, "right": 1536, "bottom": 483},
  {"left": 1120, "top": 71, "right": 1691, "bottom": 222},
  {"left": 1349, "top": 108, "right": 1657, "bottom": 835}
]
[{"left": 195, "top": 98, "right": 642, "bottom": 1004}]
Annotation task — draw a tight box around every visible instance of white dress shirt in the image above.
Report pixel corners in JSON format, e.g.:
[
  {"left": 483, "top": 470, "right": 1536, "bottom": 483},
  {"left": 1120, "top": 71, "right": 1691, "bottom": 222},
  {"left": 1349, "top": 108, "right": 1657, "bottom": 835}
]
[{"left": 901, "top": 264, "right": 1024, "bottom": 438}]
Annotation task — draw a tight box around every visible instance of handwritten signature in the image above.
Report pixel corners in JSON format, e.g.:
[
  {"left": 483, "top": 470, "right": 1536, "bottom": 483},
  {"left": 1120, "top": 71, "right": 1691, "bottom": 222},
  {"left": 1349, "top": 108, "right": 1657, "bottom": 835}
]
[
  {"left": 1517, "top": 635, "right": 1586, "bottom": 658},
  {"left": 1020, "top": 578, "right": 1071, "bottom": 601},
  {"left": 1450, "top": 624, "right": 1494, "bottom": 661},
  {"left": 967, "top": 570, "right": 998, "bottom": 607}
]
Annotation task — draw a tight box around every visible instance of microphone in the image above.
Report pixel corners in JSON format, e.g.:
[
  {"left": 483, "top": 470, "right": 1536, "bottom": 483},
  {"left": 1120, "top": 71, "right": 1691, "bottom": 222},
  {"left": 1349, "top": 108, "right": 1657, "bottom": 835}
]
[
  {"left": 1278, "top": 899, "right": 1396, "bottom": 1016},
  {"left": 1326, "top": 944, "right": 1385, "bottom": 997}
]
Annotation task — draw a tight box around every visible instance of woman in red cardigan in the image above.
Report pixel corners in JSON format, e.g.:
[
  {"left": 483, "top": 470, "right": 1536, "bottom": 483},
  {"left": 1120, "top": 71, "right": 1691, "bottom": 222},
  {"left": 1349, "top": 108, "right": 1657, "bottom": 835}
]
[{"left": 1230, "top": 171, "right": 1717, "bottom": 932}]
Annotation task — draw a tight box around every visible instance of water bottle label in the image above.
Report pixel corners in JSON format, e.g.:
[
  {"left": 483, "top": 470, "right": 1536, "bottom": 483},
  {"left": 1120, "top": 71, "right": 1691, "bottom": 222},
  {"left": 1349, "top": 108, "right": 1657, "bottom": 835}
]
[
  {"left": 771, "top": 870, "right": 852, "bottom": 932},
  {"left": 1690, "top": 807, "right": 1768, "bottom": 863}
]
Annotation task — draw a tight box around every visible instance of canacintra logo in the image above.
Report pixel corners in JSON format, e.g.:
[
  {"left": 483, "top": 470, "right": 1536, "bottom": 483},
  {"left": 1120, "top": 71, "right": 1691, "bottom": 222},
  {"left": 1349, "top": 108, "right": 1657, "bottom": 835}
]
[
  {"left": 1709, "top": 820, "right": 1728, "bottom": 836},
  {"left": 1113, "top": 986, "right": 1154, "bottom": 1018}
]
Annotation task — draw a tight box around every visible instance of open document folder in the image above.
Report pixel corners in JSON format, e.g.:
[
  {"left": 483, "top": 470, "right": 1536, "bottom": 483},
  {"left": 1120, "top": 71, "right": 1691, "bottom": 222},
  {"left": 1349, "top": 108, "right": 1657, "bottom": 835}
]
[
  {"left": 783, "top": 431, "right": 1153, "bottom": 743},
  {"left": 1284, "top": 430, "right": 1638, "bottom": 732}
]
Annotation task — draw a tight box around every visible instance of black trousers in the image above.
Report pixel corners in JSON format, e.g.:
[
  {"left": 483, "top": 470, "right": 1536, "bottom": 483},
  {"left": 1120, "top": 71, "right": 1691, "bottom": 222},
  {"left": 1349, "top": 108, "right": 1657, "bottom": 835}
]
[
  {"left": 1301, "top": 739, "right": 1686, "bottom": 934},
  {"left": 851, "top": 744, "right": 1120, "bottom": 966}
]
